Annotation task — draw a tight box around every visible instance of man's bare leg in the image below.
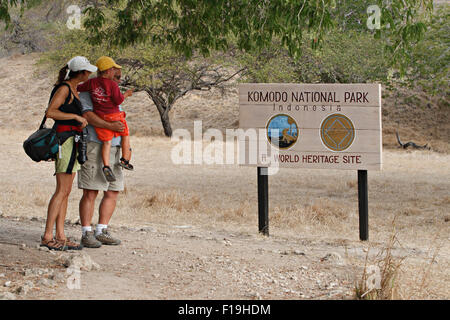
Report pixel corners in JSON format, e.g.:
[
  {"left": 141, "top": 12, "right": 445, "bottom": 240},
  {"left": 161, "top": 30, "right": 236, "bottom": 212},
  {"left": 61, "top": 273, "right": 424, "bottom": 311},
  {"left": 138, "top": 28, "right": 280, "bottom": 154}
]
[
  {"left": 80, "top": 189, "right": 98, "bottom": 227},
  {"left": 79, "top": 189, "right": 102, "bottom": 248},
  {"left": 95, "top": 190, "right": 121, "bottom": 245},
  {"left": 98, "top": 190, "right": 118, "bottom": 225}
]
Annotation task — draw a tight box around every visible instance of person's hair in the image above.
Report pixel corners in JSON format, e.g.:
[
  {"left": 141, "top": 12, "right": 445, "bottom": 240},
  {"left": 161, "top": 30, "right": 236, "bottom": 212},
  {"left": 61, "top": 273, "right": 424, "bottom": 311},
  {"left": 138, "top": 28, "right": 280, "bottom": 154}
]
[
  {"left": 97, "top": 69, "right": 106, "bottom": 77},
  {"left": 55, "top": 65, "right": 85, "bottom": 86}
]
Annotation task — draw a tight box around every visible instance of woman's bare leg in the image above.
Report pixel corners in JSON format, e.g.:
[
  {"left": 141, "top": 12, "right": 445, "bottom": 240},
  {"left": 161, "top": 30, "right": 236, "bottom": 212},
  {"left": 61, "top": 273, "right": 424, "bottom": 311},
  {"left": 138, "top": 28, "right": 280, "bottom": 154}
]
[{"left": 43, "top": 173, "right": 76, "bottom": 241}]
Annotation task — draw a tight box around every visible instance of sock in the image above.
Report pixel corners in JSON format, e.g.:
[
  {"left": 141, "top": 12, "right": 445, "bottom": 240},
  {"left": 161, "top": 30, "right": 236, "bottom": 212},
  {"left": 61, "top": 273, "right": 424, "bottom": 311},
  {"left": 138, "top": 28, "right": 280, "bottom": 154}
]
[
  {"left": 82, "top": 226, "right": 92, "bottom": 236},
  {"left": 96, "top": 224, "right": 108, "bottom": 236}
]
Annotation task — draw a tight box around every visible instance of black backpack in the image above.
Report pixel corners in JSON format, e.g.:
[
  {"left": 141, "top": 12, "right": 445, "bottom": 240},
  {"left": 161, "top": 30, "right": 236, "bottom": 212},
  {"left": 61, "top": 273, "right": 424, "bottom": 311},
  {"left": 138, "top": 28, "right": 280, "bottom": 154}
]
[
  {"left": 23, "top": 84, "right": 69, "bottom": 162},
  {"left": 23, "top": 116, "right": 59, "bottom": 162}
]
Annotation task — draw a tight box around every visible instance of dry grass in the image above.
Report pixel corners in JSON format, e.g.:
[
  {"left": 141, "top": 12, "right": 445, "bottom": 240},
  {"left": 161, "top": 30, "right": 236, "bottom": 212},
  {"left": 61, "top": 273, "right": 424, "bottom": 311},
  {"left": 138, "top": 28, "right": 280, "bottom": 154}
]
[{"left": 355, "top": 218, "right": 406, "bottom": 300}]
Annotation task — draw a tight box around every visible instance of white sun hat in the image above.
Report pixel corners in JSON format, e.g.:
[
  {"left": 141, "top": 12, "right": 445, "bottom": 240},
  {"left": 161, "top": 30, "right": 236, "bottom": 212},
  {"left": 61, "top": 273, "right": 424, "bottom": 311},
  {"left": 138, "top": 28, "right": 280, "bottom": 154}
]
[{"left": 64, "top": 56, "right": 98, "bottom": 80}]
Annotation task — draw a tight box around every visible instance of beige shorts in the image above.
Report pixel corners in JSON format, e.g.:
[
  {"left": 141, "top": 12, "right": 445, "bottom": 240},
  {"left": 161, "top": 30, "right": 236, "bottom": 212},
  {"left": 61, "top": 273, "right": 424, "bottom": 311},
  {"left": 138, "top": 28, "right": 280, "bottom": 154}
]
[{"left": 77, "top": 142, "right": 124, "bottom": 192}]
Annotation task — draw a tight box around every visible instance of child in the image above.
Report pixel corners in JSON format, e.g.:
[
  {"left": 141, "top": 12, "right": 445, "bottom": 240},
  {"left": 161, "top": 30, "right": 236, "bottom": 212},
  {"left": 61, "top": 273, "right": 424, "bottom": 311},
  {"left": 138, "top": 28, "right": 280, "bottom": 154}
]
[{"left": 77, "top": 56, "right": 134, "bottom": 182}]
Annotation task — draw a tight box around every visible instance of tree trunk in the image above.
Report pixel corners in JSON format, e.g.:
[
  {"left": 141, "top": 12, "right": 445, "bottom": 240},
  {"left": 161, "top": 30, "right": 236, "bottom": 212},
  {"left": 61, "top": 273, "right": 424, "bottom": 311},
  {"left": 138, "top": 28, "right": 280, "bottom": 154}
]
[
  {"left": 146, "top": 90, "right": 174, "bottom": 137},
  {"left": 160, "top": 111, "right": 173, "bottom": 137},
  {"left": 155, "top": 103, "right": 173, "bottom": 137}
]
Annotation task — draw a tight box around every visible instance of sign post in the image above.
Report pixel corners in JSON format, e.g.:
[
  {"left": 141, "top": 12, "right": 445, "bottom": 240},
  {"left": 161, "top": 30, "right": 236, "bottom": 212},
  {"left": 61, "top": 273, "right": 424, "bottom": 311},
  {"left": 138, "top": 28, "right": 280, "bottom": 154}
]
[
  {"left": 257, "top": 167, "right": 269, "bottom": 236},
  {"left": 358, "top": 170, "right": 369, "bottom": 240},
  {"left": 239, "top": 83, "right": 382, "bottom": 240}
]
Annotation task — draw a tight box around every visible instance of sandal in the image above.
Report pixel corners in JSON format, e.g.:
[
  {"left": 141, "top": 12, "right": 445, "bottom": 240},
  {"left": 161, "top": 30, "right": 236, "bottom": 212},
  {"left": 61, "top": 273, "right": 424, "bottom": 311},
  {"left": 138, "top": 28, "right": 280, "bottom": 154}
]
[
  {"left": 119, "top": 158, "right": 134, "bottom": 171},
  {"left": 40, "top": 236, "right": 68, "bottom": 251},
  {"left": 55, "top": 237, "right": 83, "bottom": 250},
  {"left": 102, "top": 166, "right": 116, "bottom": 182}
]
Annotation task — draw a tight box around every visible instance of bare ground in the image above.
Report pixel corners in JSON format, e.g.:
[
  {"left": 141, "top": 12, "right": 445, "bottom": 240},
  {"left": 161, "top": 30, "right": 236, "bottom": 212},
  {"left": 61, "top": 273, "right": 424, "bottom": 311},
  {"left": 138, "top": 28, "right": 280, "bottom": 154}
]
[
  {"left": 1, "top": 215, "right": 446, "bottom": 300},
  {"left": 0, "top": 216, "right": 359, "bottom": 300}
]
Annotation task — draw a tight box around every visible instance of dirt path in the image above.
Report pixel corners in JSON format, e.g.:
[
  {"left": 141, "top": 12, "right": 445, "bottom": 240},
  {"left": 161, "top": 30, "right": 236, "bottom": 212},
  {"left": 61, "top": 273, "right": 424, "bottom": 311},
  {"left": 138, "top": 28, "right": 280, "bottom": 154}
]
[
  {"left": 0, "top": 215, "right": 376, "bottom": 300},
  {"left": 2, "top": 215, "right": 444, "bottom": 300}
]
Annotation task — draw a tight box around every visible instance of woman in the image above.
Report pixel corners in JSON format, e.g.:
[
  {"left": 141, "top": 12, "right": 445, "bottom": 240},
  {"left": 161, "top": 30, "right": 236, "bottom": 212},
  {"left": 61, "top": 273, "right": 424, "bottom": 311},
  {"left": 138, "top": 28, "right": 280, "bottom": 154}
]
[{"left": 41, "top": 56, "right": 97, "bottom": 251}]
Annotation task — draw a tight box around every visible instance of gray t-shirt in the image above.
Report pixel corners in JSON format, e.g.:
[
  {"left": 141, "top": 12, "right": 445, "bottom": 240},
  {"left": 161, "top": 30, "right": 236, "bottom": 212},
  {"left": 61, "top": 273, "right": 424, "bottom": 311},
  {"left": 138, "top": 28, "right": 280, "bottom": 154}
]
[{"left": 79, "top": 92, "right": 122, "bottom": 147}]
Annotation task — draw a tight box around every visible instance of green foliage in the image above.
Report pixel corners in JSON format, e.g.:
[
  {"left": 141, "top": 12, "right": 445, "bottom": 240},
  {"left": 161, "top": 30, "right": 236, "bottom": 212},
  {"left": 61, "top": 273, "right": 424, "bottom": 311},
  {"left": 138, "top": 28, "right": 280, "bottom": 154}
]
[
  {"left": 37, "top": 27, "right": 110, "bottom": 73},
  {"left": 39, "top": 3, "right": 448, "bottom": 99},
  {"left": 402, "top": 5, "right": 449, "bottom": 96},
  {"left": 238, "top": 30, "right": 390, "bottom": 85},
  {"left": 79, "top": 0, "right": 433, "bottom": 72},
  {"left": 2, "top": 0, "right": 436, "bottom": 74},
  {"left": 0, "top": 0, "right": 42, "bottom": 28},
  {"left": 238, "top": 4, "right": 448, "bottom": 100}
]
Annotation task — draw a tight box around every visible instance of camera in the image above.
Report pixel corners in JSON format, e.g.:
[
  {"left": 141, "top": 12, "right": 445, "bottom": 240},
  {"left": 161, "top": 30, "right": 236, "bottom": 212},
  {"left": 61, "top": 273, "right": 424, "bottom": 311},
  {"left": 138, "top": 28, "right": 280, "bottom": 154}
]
[{"left": 76, "top": 128, "right": 88, "bottom": 165}]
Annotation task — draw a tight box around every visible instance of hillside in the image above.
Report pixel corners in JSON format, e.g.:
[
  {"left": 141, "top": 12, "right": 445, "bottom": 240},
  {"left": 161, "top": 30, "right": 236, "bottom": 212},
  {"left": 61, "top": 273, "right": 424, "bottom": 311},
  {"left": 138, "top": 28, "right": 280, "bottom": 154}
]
[{"left": 0, "top": 54, "right": 448, "bottom": 152}]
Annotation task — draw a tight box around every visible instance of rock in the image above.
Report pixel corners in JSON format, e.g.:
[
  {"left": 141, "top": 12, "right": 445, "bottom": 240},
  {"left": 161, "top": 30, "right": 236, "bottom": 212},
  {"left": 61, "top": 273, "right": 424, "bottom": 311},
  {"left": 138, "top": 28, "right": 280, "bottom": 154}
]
[
  {"left": 0, "top": 292, "right": 16, "bottom": 300},
  {"left": 280, "top": 250, "right": 305, "bottom": 256},
  {"left": 38, "top": 278, "right": 56, "bottom": 287},
  {"left": 23, "top": 268, "right": 52, "bottom": 277},
  {"left": 49, "top": 271, "right": 66, "bottom": 283},
  {"left": 321, "top": 252, "right": 344, "bottom": 265},
  {"left": 15, "top": 281, "right": 34, "bottom": 295},
  {"left": 38, "top": 246, "right": 49, "bottom": 252},
  {"left": 57, "top": 252, "right": 101, "bottom": 271},
  {"left": 0, "top": 273, "right": 5, "bottom": 278},
  {"left": 139, "top": 227, "right": 155, "bottom": 233},
  {"left": 4, "top": 281, "right": 12, "bottom": 287},
  {"left": 20, "top": 243, "right": 26, "bottom": 250}
]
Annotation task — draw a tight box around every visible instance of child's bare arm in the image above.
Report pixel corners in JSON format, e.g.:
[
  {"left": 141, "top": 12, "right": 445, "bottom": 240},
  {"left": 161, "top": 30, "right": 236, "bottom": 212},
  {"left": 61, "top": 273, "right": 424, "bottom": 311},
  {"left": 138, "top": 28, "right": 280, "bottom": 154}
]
[{"left": 123, "top": 89, "right": 134, "bottom": 99}]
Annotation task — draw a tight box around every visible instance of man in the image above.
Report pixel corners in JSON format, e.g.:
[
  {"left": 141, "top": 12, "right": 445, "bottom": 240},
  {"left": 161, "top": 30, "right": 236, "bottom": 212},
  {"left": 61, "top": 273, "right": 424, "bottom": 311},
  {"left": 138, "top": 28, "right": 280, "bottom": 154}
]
[{"left": 77, "top": 57, "right": 130, "bottom": 248}]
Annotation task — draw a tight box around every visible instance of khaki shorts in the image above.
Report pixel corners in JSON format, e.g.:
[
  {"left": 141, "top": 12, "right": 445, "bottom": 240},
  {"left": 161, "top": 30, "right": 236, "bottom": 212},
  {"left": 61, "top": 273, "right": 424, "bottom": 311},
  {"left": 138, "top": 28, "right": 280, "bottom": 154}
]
[
  {"left": 77, "top": 142, "right": 124, "bottom": 191},
  {"left": 55, "top": 136, "right": 80, "bottom": 174}
]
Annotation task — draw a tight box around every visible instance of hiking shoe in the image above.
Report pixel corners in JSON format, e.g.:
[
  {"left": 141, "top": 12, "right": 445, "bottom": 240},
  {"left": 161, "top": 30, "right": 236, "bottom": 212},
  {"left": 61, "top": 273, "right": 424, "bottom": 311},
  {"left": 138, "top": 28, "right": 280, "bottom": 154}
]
[
  {"left": 95, "top": 228, "right": 121, "bottom": 245},
  {"left": 81, "top": 231, "right": 102, "bottom": 248},
  {"left": 102, "top": 166, "right": 116, "bottom": 182},
  {"left": 55, "top": 237, "right": 83, "bottom": 250}
]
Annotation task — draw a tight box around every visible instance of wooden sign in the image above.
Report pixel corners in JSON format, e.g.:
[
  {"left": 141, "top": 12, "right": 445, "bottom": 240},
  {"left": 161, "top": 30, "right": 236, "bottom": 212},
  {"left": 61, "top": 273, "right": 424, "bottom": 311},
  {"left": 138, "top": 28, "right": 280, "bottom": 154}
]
[{"left": 238, "top": 83, "right": 382, "bottom": 170}]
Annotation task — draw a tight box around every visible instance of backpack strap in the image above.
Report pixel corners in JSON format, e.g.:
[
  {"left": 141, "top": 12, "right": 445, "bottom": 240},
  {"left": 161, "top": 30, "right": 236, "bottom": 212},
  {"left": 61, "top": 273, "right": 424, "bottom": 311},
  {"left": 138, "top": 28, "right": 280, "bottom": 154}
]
[{"left": 41, "top": 83, "right": 74, "bottom": 129}]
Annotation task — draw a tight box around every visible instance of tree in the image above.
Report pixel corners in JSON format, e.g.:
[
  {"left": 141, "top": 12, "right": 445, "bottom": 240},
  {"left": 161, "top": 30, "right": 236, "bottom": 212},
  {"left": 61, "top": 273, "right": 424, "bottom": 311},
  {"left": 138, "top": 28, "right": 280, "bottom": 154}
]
[
  {"left": 116, "top": 45, "right": 244, "bottom": 137},
  {"left": 79, "top": 0, "right": 433, "bottom": 71},
  {"left": 2, "top": 0, "right": 434, "bottom": 70}
]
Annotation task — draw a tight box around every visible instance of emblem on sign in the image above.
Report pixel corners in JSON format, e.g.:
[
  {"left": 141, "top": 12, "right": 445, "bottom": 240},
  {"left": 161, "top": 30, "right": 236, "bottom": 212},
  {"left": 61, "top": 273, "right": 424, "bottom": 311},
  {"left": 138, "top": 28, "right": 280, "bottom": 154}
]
[
  {"left": 320, "top": 113, "right": 355, "bottom": 151},
  {"left": 266, "top": 114, "right": 299, "bottom": 149}
]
